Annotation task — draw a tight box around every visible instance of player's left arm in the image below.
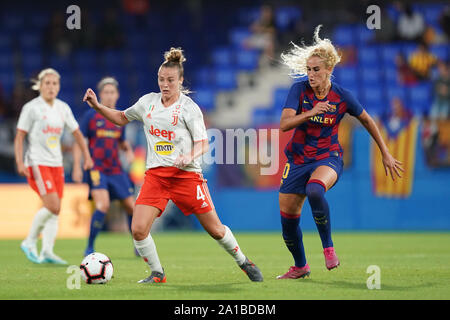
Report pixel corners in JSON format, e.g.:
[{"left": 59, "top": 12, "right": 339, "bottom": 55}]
[
  {"left": 72, "top": 129, "right": 94, "bottom": 171},
  {"left": 174, "top": 139, "right": 208, "bottom": 169},
  {"left": 356, "top": 110, "right": 404, "bottom": 180}
]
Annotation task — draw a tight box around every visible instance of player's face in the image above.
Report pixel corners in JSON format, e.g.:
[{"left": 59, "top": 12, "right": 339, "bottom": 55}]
[
  {"left": 40, "top": 74, "right": 60, "bottom": 102},
  {"left": 306, "top": 56, "right": 331, "bottom": 89},
  {"left": 158, "top": 66, "right": 183, "bottom": 101},
  {"left": 99, "top": 84, "right": 119, "bottom": 108}
]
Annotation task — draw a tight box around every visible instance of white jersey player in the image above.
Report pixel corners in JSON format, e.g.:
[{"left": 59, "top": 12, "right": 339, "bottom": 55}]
[
  {"left": 15, "top": 68, "right": 93, "bottom": 265},
  {"left": 83, "top": 47, "right": 263, "bottom": 283}
]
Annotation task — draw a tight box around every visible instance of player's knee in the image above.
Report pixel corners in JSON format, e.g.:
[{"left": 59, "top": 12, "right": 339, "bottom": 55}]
[
  {"left": 131, "top": 224, "right": 147, "bottom": 241},
  {"left": 305, "top": 183, "right": 325, "bottom": 201},
  {"left": 207, "top": 224, "right": 226, "bottom": 240},
  {"left": 46, "top": 204, "right": 60, "bottom": 215},
  {"left": 96, "top": 201, "right": 110, "bottom": 213}
]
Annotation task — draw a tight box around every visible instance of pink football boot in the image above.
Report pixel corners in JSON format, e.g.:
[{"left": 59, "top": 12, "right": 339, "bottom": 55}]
[
  {"left": 324, "top": 247, "right": 340, "bottom": 270},
  {"left": 277, "top": 264, "right": 311, "bottom": 279}
]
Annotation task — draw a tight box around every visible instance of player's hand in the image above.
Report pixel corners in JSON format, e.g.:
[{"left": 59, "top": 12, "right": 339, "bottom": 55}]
[
  {"left": 72, "top": 166, "right": 83, "bottom": 183},
  {"left": 83, "top": 156, "right": 94, "bottom": 170},
  {"left": 17, "top": 162, "right": 30, "bottom": 178},
  {"left": 174, "top": 154, "right": 193, "bottom": 168},
  {"left": 83, "top": 88, "right": 98, "bottom": 108},
  {"left": 308, "top": 101, "right": 331, "bottom": 117},
  {"left": 382, "top": 152, "right": 404, "bottom": 181},
  {"left": 125, "top": 150, "right": 135, "bottom": 164}
]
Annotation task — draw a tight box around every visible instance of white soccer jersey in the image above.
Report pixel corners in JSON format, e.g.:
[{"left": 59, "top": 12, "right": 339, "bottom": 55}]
[
  {"left": 16, "top": 96, "right": 79, "bottom": 167},
  {"left": 123, "top": 92, "right": 208, "bottom": 172}
]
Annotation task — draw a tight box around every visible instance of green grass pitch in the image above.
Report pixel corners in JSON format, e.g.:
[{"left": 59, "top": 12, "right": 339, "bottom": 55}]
[{"left": 0, "top": 232, "right": 449, "bottom": 300}]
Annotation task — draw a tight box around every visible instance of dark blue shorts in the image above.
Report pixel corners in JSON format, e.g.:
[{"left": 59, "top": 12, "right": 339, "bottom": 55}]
[
  {"left": 279, "top": 157, "right": 344, "bottom": 195},
  {"left": 86, "top": 169, "right": 134, "bottom": 201}
]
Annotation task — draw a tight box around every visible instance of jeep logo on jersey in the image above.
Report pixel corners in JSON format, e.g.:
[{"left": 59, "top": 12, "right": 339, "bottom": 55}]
[
  {"left": 42, "top": 125, "right": 62, "bottom": 135},
  {"left": 154, "top": 141, "right": 175, "bottom": 155},
  {"left": 148, "top": 125, "right": 175, "bottom": 141}
]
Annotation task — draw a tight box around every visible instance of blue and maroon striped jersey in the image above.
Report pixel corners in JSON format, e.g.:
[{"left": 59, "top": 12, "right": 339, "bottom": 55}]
[
  {"left": 283, "top": 80, "right": 364, "bottom": 165},
  {"left": 80, "top": 109, "right": 126, "bottom": 174}
]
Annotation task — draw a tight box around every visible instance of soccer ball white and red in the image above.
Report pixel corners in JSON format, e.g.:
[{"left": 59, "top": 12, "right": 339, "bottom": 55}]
[{"left": 80, "top": 252, "right": 113, "bottom": 284}]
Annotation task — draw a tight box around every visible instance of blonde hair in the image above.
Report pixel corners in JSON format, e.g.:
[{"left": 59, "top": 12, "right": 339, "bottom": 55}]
[
  {"left": 160, "top": 47, "right": 191, "bottom": 94},
  {"left": 31, "top": 68, "right": 60, "bottom": 91},
  {"left": 281, "top": 25, "right": 341, "bottom": 79},
  {"left": 97, "top": 76, "right": 119, "bottom": 92}
]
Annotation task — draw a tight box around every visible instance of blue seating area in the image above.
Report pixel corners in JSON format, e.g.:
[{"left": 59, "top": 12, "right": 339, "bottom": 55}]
[
  {"left": 0, "top": 1, "right": 264, "bottom": 119},
  {"left": 252, "top": 1, "right": 448, "bottom": 126},
  {"left": 0, "top": 1, "right": 447, "bottom": 124}
]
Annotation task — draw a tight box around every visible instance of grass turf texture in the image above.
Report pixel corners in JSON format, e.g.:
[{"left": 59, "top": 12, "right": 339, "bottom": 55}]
[{"left": 0, "top": 232, "right": 449, "bottom": 300}]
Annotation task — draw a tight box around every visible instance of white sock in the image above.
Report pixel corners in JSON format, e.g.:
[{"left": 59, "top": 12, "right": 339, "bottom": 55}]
[
  {"left": 216, "top": 225, "right": 246, "bottom": 265},
  {"left": 133, "top": 234, "right": 163, "bottom": 274},
  {"left": 41, "top": 214, "right": 59, "bottom": 255},
  {"left": 25, "top": 207, "right": 54, "bottom": 246}
]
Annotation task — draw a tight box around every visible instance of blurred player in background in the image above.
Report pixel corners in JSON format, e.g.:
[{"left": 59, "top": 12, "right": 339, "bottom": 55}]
[
  {"left": 277, "top": 26, "right": 404, "bottom": 279},
  {"left": 83, "top": 47, "right": 264, "bottom": 283},
  {"left": 72, "top": 77, "right": 135, "bottom": 257},
  {"left": 15, "top": 68, "right": 93, "bottom": 265}
]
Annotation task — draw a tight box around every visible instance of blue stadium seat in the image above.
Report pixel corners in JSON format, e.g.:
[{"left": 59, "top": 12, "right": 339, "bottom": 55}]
[
  {"left": 273, "top": 87, "right": 289, "bottom": 110},
  {"left": 192, "top": 88, "right": 216, "bottom": 111},
  {"left": 101, "top": 50, "right": 124, "bottom": 69},
  {"left": 1, "top": 13, "right": 24, "bottom": 32},
  {"left": 385, "top": 85, "right": 406, "bottom": 104},
  {"left": 193, "top": 67, "right": 213, "bottom": 88},
  {"left": 0, "top": 72, "right": 15, "bottom": 96},
  {"left": 383, "top": 67, "right": 400, "bottom": 86},
  {"left": 334, "top": 66, "right": 358, "bottom": 87},
  {"left": 229, "top": 27, "right": 251, "bottom": 48},
  {"left": 361, "top": 85, "right": 385, "bottom": 114},
  {"left": 0, "top": 51, "right": 13, "bottom": 69},
  {"left": 49, "top": 54, "right": 73, "bottom": 73},
  {"left": 28, "top": 11, "right": 50, "bottom": 29},
  {"left": 358, "top": 46, "right": 379, "bottom": 66},
  {"left": 0, "top": 32, "right": 11, "bottom": 50},
  {"left": 407, "top": 82, "right": 433, "bottom": 115},
  {"left": 127, "top": 33, "right": 150, "bottom": 51},
  {"left": 80, "top": 71, "right": 103, "bottom": 90},
  {"left": 275, "top": 6, "right": 301, "bottom": 31},
  {"left": 356, "top": 24, "right": 375, "bottom": 44},
  {"left": 211, "top": 47, "right": 234, "bottom": 67},
  {"left": 237, "top": 7, "right": 261, "bottom": 26},
  {"left": 22, "top": 51, "right": 43, "bottom": 77},
  {"left": 430, "top": 45, "right": 448, "bottom": 62},
  {"left": 402, "top": 43, "right": 418, "bottom": 60},
  {"left": 74, "top": 50, "right": 98, "bottom": 72},
  {"left": 360, "top": 67, "right": 381, "bottom": 85},
  {"left": 58, "top": 88, "right": 75, "bottom": 106},
  {"left": 333, "top": 25, "right": 356, "bottom": 46},
  {"left": 380, "top": 44, "right": 402, "bottom": 67},
  {"left": 235, "top": 49, "right": 259, "bottom": 71},
  {"left": 252, "top": 107, "right": 275, "bottom": 126},
  {"left": 214, "top": 68, "right": 237, "bottom": 90},
  {"left": 18, "top": 32, "right": 41, "bottom": 51}
]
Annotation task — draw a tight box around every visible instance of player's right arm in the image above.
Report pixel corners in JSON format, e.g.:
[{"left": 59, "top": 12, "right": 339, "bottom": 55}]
[
  {"left": 83, "top": 88, "right": 129, "bottom": 126},
  {"left": 14, "top": 129, "right": 30, "bottom": 178},
  {"left": 280, "top": 104, "right": 330, "bottom": 132},
  {"left": 279, "top": 82, "right": 330, "bottom": 132}
]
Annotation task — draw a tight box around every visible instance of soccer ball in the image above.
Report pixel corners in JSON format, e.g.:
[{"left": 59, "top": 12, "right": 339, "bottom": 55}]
[{"left": 80, "top": 252, "right": 114, "bottom": 284}]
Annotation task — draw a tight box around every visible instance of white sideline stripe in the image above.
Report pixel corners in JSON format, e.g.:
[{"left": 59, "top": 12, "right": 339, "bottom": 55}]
[{"left": 32, "top": 166, "right": 47, "bottom": 196}]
